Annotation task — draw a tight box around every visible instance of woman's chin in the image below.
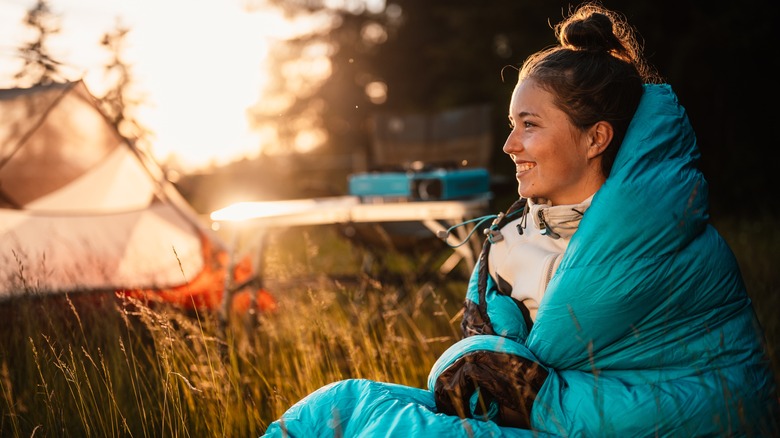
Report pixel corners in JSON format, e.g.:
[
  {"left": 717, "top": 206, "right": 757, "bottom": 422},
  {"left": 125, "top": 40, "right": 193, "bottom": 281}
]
[{"left": 517, "top": 186, "right": 531, "bottom": 198}]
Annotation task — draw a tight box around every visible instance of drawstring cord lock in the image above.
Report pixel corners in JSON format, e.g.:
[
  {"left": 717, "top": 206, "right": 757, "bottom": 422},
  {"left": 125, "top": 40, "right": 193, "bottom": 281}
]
[
  {"left": 483, "top": 227, "right": 504, "bottom": 243},
  {"left": 483, "top": 212, "right": 505, "bottom": 243}
]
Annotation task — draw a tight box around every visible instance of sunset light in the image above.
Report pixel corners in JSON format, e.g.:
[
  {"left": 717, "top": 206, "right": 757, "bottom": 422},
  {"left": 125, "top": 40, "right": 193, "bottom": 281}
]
[{"left": 0, "top": 0, "right": 336, "bottom": 171}]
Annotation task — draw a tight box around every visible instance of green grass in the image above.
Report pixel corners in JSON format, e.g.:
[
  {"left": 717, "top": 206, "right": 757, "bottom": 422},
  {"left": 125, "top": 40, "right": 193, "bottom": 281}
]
[{"left": 0, "top": 218, "right": 777, "bottom": 436}]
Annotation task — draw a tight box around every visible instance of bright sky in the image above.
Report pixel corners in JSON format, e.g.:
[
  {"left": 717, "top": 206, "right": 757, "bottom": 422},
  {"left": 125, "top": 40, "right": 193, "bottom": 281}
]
[{"left": 0, "top": 0, "right": 337, "bottom": 171}]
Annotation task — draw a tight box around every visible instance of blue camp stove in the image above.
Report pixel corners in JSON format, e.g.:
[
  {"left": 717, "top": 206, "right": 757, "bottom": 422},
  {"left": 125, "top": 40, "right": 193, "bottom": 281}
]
[{"left": 348, "top": 167, "right": 490, "bottom": 202}]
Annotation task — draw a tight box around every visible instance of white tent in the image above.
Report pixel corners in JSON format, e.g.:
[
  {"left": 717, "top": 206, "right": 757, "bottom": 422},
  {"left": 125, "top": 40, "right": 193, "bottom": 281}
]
[{"left": 0, "top": 81, "right": 268, "bottom": 311}]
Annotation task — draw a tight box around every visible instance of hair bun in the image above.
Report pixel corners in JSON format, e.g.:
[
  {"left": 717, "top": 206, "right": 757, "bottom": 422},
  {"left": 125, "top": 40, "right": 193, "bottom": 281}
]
[{"left": 558, "top": 11, "right": 624, "bottom": 54}]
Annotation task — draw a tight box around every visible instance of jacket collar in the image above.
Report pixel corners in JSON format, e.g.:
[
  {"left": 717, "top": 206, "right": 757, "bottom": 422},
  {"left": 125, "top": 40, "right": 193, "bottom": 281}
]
[{"left": 527, "top": 196, "right": 593, "bottom": 239}]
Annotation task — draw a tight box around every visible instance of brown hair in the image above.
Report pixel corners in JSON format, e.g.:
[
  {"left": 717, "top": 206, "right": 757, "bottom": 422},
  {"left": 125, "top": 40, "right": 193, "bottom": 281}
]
[{"left": 517, "top": 2, "right": 662, "bottom": 177}]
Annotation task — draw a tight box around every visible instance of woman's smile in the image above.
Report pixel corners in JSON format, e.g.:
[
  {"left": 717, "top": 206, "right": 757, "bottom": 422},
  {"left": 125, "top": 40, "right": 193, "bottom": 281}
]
[{"left": 515, "top": 160, "right": 536, "bottom": 175}]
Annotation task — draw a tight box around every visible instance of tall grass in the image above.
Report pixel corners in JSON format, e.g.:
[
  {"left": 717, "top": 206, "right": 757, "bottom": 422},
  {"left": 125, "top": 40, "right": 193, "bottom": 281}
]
[
  {"left": 0, "top": 225, "right": 468, "bottom": 437},
  {"left": 0, "top": 219, "right": 777, "bottom": 437}
]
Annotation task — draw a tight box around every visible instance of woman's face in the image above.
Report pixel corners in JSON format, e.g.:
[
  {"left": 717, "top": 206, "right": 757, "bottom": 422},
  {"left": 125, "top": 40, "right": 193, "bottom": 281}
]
[{"left": 503, "top": 79, "right": 605, "bottom": 205}]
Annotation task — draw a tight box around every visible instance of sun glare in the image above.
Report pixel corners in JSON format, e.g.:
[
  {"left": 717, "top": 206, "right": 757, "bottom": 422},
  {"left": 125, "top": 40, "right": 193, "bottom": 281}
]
[
  {"left": 122, "top": 2, "right": 277, "bottom": 171},
  {"left": 210, "top": 200, "right": 315, "bottom": 222},
  {"left": 0, "top": 0, "right": 338, "bottom": 172}
]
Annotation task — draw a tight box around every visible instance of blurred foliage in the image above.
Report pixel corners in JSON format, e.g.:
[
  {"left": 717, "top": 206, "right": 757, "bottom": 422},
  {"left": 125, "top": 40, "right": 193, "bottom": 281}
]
[
  {"left": 14, "top": 0, "right": 64, "bottom": 87},
  {"left": 98, "top": 20, "right": 151, "bottom": 143}
]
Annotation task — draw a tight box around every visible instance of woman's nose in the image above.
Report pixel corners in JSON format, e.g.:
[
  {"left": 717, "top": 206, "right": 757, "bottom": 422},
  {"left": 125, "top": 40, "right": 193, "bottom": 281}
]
[{"left": 503, "top": 131, "right": 520, "bottom": 155}]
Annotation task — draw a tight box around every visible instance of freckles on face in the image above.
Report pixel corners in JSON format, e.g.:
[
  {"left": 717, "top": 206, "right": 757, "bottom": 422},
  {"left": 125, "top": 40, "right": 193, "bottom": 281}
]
[{"left": 504, "top": 80, "right": 593, "bottom": 205}]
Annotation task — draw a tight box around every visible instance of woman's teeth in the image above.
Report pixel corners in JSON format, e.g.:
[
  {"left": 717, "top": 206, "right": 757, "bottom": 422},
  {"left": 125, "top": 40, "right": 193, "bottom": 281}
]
[{"left": 517, "top": 162, "right": 535, "bottom": 172}]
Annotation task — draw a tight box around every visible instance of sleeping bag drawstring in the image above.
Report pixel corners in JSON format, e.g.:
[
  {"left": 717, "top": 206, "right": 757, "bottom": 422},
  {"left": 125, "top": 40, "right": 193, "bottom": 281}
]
[
  {"left": 436, "top": 213, "right": 498, "bottom": 248},
  {"left": 436, "top": 204, "right": 526, "bottom": 249}
]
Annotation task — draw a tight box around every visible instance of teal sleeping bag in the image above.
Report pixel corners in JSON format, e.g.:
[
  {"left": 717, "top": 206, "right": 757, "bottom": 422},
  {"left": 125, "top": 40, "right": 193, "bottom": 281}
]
[{"left": 263, "top": 84, "right": 779, "bottom": 437}]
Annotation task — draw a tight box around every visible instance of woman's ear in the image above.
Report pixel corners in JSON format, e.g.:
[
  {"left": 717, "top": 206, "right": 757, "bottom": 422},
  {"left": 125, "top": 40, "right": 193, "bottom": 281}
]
[{"left": 587, "top": 121, "right": 614, "bottom": 159}]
